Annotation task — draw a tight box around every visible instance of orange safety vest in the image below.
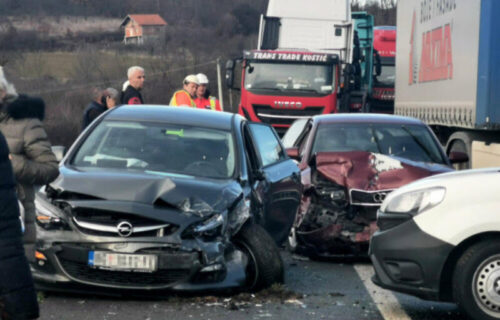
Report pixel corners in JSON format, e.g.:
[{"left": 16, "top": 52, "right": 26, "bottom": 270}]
[
  {"left": 169, "top": 90, "right": 196, "bottom": 107},
  {"left": 194, "top": 96, "right": 222, "bottom": 111}
]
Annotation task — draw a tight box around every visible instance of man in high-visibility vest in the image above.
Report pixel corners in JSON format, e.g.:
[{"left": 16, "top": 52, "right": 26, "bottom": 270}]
[
  {"left": 194, "top": 73, "right": 222, "bottom": 111},
  {"left": 169, "top": 75, "right": 199, "bottom": 107}
]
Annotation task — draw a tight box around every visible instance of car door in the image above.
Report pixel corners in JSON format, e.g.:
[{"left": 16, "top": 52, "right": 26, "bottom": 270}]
[{"left": 244, "top": 122, "right": 302, "bottom": 245}]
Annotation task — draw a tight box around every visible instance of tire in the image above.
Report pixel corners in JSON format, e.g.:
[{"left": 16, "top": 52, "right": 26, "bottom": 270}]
[
  {"left": 453, "top": 240, "right": 500, "bottom": 320},
  {"left": 233, "top": 223, "right": 284, "bottom": 291},
  {"left": 449, "top": 139, "right": 470, "bottom": 170}
]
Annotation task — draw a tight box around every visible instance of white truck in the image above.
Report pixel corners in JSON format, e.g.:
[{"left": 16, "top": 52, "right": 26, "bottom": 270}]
[
  {"left": 225, "top": 0, "right": 377, "bottom": 135},
  {"left": 395, "top": 0, "right": 500, "bottom": 169},
  {"left": 259, "top": 0, "right": 354, "bottom": 62}
]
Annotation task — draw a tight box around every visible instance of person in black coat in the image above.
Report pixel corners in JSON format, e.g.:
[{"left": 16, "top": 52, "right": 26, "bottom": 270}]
[
  {"left": 120, "top": 66, "right": 145, "bottom": 105},
  {"left": 81, "top": 87, "right": 119, "bottom": 131},
  {"left": 0, "top": 131, "right": 39, "bottom": 319}
]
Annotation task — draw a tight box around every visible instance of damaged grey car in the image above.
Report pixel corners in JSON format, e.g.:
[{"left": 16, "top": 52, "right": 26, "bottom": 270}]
[{"left": 33, "top": 106, "right": 302, "bottom": 293}]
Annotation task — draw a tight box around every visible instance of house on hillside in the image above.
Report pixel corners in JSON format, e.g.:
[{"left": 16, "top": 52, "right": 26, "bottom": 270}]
[{"left": 120, "top": 14, "right": 167, "bottom": 45}]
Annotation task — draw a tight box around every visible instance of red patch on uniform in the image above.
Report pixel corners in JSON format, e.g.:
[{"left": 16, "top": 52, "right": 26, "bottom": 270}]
[{"left": 128, "top": 97, "right": 142, "bottom": 105}]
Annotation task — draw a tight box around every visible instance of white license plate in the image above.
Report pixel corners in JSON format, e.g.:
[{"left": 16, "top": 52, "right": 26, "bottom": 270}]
[{"left": 88, "top": 251, "right": 157, "bottom": 272}]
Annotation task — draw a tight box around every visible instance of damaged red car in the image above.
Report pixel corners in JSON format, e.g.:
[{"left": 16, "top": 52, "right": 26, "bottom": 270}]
[{"left": 282, "top": 114, "right": 468, "bottom": 257}]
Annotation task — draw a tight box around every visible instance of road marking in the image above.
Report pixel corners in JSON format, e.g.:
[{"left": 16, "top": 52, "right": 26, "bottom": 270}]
[{"left": 354, "top": 264, "right": 412, "bottom": 320}]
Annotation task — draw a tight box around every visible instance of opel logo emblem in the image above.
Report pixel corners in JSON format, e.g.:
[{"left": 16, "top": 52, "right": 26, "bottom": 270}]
[
  {"left": 117, "top": 221, "right": 133, "bottom": 237},
  {"left": 373, "top": 192, "right": 387, "bottom": 203}
]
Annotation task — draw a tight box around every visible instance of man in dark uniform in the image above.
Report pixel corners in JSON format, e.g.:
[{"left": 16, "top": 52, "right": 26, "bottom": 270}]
[{"left": 120, "top": 66, "right": 145, "bottom": 105}]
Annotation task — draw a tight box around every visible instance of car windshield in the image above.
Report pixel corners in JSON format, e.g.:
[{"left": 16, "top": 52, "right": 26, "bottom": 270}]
[
  {"left": 312, "top": 123, "right": 447, "bottom": 164},
  {"left": 71, "top": 121, "right": 236, "bottom": 179},
  {"left": 244, "top": 62, "right": 334, "bottom": 94}
]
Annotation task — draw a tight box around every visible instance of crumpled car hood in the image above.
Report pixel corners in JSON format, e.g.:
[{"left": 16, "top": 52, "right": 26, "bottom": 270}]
[
  {"left": 48, "top": 167, "right": 242, "bottom": 215},
  {"left": 315, "top": 151, "right": 453, "bottom": 190}
]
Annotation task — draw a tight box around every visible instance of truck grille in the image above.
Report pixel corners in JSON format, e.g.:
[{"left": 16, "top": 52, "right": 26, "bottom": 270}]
[
  {"left": 253, "top": 105, "right": 324, "bottom": 126},
  {"left": 59, "top": 259, "right": 191, "bottom": 287},
  {"left": 350, "top": 189, "right": 393, "bottom": 206}
]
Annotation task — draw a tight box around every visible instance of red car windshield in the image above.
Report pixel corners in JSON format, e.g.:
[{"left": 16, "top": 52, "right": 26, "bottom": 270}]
[{"left": 312, "top": 123, "right": 446, "bottom": 165}]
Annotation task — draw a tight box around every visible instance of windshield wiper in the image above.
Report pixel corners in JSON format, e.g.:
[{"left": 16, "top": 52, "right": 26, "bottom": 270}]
[
  {"left": 289, "top": 88, "right": 319, "bottom": 93},
  {"left": 400, "top": 126, "right": 439, "bottom": 163},
  {"left": 251, "top": 87, "right": 284, "bottom": 92}
]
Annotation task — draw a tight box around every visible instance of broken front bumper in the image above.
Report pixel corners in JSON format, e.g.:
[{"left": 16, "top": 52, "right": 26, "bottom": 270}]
[
  {"left": 296, "top": 220, "right": 378, "bottom": 257},
  {"left": 32, "top": 228, "right": 248, "bottom": 293}
]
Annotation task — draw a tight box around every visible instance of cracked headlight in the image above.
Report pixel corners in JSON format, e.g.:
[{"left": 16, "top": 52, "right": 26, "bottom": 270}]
[
  {"left": 380, "top": 187, "right": 446, "bottom": 216},
  {"left": 35, "top": 198, "right": 69, "bottom": 230}
]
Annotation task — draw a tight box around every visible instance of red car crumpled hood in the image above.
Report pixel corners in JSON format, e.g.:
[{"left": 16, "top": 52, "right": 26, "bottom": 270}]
[{"left": 315, "top": 151, "right": 452, "bottom": 190}]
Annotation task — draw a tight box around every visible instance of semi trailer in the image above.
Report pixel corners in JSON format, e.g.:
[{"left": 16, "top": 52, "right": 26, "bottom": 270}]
[{"left": 395, "top": 0, "right": 500, "bottom": 168}]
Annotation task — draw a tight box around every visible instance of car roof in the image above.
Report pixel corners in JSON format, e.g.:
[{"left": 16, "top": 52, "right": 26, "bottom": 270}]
[
  {"left": 313, "top": 113, "right": 425, "bottom": 126},
  {"left": 105, "top": 105, "right": 237, "bottom": 130}
]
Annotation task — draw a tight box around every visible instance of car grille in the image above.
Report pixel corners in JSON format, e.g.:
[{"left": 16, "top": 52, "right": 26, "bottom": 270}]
[
  {"left": 71, "top": 208, "right": 177, "bottom": 238},
  {"left": 58, "top": 259, "right": 191, "bottom": 287},
  {"left": 253, "top": 104, "right": 324, "bottom": 126},
  {"left": 350, "top": 189, "right": 393, "bottom": 206}
]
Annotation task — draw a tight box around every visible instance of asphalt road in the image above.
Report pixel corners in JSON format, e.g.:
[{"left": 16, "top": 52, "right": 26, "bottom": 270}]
[{"left": 38, "top": 251, "right": 468, "bottom": 320}]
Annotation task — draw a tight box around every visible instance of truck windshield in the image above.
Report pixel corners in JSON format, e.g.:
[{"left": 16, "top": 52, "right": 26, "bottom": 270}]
[
  {"left": 244, "top": 62, "right": 334, "bottom": 94},
  {"left": 374, "top": 64, "right": 395, "bottom": 87}
]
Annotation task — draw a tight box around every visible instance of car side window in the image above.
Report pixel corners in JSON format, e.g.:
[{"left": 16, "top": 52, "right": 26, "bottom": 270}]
[{"left": 247, "top": 123, "right": 286, "bottom": 167}]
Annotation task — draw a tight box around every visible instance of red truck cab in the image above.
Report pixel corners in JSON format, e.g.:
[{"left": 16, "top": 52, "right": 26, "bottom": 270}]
[
  {"left": 371, "top": 26, "right": 396, "bottom": 113},
  {"left": 236, "top": 50, "right": 339, "bottom": 136}
]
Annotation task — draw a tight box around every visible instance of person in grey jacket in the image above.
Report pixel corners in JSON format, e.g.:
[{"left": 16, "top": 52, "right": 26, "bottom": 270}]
[{"left": 0, "top": 67, "right": 59, "bottom": 261}]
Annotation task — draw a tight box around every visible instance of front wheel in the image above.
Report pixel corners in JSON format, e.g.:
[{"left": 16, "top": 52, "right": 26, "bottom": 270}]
[
  {"left": 233, "top": 223, "right": 284, "bottom": 291},
  {"left": 453, "top": 241, "right": 500, "bottom": 319}
]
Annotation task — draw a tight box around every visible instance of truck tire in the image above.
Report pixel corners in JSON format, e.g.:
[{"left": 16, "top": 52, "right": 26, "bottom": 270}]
[
  {"left": 233, "top": 223, "right": 284, "bottom": 291},
  {"left": 447, "top": 132, "right": 474, "bottom": 169},
  {"left": 449, "top": 139, "right": 470, "bottom": 170},
  {"left": 453, "top": 240, "right": 500, "bottom": 320}
]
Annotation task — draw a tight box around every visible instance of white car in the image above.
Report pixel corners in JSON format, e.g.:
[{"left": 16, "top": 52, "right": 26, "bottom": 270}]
[{"left": 370, "top": 168, "right": 500, "bottom": 320}]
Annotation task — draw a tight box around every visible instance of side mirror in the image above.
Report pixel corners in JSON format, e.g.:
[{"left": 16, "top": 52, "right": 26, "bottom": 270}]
[
  {"left": 253, "top": 169, "right": 266, "bottom": 181},
  {"left": 286, "top": 147, "right": 300, "bottom": 161},
  {"left": 51, "top": 146, "right": 66, "bottom": 162},
  {"left": 449, "top": 151, "right": 469, "bottom": 164},
  {"left": 225, "top": 60, "right": 235, "bottom": 88}
]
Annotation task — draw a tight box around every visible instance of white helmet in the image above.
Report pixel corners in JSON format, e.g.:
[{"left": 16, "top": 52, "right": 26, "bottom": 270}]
[
  {"left": 184, "top": 74, "right": 200, "bottom": 85},
  {"left": 196, "top": 73, "right": 209, "bottom": 85}
]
